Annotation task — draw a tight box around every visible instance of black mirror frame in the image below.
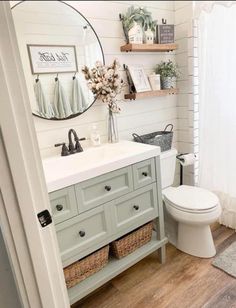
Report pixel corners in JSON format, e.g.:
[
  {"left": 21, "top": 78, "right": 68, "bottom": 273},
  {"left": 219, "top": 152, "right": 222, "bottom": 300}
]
[{"left": 11, "top": 0, "right": 105, "bottom": 121}]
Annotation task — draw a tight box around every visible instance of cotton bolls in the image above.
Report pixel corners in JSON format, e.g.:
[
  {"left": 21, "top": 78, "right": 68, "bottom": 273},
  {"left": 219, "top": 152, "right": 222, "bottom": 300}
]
[{"left": 82, "top": 59, "right": 124, "bottom": 112}]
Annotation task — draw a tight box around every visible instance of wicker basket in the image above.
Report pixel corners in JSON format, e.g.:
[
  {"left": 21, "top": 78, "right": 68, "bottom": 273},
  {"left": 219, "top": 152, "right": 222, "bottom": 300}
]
[
  {"left": 64, "top": 245, "right": 109, "bottom": 289},
  {"left": 132, "top": 124, "right": 173, "bottom": 152},
  {"left": 111, "top": 222, "right": 153, "bottom": 259}
]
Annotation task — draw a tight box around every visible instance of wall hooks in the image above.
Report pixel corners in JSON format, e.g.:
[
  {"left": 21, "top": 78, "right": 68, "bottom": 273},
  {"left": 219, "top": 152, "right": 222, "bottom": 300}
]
[
  {"left": 35, "top": 74, "right": 39, "bottom": 83},
  {"left": 55, "top": 73, "right": 59, "bottom": 82}
]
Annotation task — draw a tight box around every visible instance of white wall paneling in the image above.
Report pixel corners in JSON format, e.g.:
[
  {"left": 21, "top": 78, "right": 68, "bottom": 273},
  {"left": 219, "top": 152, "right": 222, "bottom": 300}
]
[
  {"left": 11, "top": 1, "right": 178, "bottom": 158},
  {"left": 174, "top": 1, "right": 196, "bottom": 185}
]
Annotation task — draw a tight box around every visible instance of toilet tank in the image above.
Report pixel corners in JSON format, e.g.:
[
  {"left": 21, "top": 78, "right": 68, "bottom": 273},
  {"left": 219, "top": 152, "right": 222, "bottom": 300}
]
[{"left": 160, "top": 148, "right": 177, "bottom": 189}]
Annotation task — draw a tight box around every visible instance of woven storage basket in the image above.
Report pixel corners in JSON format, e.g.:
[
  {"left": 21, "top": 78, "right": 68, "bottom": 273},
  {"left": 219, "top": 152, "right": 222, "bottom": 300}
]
[
  {"left": 132, "top": 124, "right": 173, "bottom": 152},
  {"left": 111, "top": 222, "right": 153, "bottom": 259},
  {"left": 64, "top": 245, "right": 109, "bottom": 289}
]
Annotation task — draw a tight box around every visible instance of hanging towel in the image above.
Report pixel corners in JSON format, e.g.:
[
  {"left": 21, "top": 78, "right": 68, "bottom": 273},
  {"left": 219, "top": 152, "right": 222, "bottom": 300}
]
[
  {"left": 71, "top": 76, "right": 89, "bottom": 114},
  {"left": 34, "top": 79, "right": 55, "bottom": 119},
  {"left": 53, "top": 78, "right": 72, "bottom": 119}
]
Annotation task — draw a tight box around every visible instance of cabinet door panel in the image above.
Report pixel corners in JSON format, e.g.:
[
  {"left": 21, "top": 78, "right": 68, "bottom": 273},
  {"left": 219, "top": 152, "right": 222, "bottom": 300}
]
[
  {"left": 49, "top": 186, "right": 78, "bottom": 224},
  {"left": 75, "top": 166, "right": 133, "bottom": 212},
  {"left": 56, "top": 205, "right": 112, "bottom": 263},
  {"left": 133, "top": 158, "right": 156, "bottom": 189},
  {"left": 112, "top": 184, "right": 158, "bottom": 233}
]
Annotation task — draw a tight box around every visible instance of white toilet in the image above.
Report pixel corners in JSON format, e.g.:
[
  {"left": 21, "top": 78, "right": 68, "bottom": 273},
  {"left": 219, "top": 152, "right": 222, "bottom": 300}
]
[{"left": 160, "top": 149, "right": 222, "bottom": 258}]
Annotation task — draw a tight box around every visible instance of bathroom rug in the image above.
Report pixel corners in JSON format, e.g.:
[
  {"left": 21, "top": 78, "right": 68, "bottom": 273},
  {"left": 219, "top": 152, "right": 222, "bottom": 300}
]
[{"left": 212, "top": 241, "right": 236, "bottom": 278}]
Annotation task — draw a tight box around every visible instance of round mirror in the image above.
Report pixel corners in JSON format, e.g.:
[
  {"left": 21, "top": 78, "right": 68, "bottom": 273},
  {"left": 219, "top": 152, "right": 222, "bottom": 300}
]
[{"left": 12, "top": 1, "right": 104, "bottom": 120}]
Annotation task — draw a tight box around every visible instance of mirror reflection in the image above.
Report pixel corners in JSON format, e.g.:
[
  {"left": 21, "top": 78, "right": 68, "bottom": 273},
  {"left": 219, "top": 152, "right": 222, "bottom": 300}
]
[{"left": 12, "top": 1, "right": 104, "bottom": 120}]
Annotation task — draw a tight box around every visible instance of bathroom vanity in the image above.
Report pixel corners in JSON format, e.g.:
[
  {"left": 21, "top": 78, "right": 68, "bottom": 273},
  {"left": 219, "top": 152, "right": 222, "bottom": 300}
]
[{"left": 43, "top": 140, "right": 167, "bottom": 304}]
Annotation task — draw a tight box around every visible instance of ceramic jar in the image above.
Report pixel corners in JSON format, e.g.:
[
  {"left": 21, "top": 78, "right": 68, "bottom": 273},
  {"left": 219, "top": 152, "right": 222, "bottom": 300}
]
[{"left": 144, "top": 28, "right": 154, "bottom": 44}]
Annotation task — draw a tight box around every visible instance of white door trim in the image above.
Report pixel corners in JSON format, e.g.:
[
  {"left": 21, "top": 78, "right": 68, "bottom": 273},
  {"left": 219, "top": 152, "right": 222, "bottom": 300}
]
[{"left": 0, "top": 2, "right": 70, "bottom": 307}]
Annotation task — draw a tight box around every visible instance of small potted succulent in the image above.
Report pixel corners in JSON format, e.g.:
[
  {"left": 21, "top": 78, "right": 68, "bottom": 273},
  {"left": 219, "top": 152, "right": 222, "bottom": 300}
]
[{"left": 155, "top": 60, "right": 180, "bottom": 89}]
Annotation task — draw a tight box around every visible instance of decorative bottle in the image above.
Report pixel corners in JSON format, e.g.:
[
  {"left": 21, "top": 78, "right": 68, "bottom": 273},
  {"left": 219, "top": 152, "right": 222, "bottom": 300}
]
[{"left": 90, "top": 124, "right": 101, "bottom": 146}]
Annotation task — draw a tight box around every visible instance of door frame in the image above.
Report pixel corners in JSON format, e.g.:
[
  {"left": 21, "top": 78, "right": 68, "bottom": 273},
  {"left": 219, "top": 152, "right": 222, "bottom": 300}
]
[{"left": 0, "top": 2, "right": 70, "bottom": 307}]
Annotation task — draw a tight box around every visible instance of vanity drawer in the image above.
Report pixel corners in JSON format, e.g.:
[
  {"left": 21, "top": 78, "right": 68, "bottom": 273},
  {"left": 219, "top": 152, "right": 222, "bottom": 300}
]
[
  {"left": 111, "top": 183, "right": 158, "bottom": 233},
  {"left": 49, "top": 186, "right": 78, "bottom": 225},
  {"left": 56, "top": 205, "right": 112, "bottom": 264},
  {"left": 132, "top": 158, "right": 156, "bottom": 189},
  {"left": 75, "top": 166, "right": 133, "bottom": 213}
]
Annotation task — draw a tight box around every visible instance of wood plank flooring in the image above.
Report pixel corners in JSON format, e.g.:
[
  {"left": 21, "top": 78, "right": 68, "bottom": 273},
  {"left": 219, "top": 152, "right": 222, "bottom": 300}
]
[{"left": 72, "top": 225, "right": 236, "bottom": 308}]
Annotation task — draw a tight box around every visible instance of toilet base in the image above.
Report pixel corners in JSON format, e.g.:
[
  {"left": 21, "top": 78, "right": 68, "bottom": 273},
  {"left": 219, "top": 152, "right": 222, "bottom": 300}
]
[{"left": 177, "top": 223, "right": 216, "bottom": 258}]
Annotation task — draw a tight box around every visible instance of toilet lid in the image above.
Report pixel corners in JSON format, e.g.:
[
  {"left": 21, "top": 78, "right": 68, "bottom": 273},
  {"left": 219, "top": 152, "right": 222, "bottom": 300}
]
[{"left": 163, "top": 185, "right": 219, "bottom": 212}]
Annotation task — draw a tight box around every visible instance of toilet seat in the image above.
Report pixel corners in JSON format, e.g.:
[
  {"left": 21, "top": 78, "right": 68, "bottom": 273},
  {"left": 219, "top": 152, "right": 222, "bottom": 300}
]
[{"left": 163, "top": 185, "right": 219, "bottom": 214}]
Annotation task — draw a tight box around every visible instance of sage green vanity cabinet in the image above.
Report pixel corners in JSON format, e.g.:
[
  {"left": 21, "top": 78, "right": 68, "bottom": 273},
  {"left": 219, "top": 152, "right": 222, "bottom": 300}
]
[
  {"left": 48, "top": 155, "right": 167, "bottom": 305},
  {"left": 75, "top": 166, "right": 133, "bottom": 213},
  {"left": 111, "top": 183, "right": 158, "bottom": 233},
  {"left": 49, "top": 186, "right": 78, "bottom": 225},
  {"left": 132, "top": 158, "right": 156, "bottom": 189},
  {"left": 56, "top": 204, "right": 112, "bottom": 263}
]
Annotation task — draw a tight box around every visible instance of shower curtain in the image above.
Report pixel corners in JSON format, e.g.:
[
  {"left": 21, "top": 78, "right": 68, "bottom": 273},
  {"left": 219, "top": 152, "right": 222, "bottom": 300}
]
[{"left": 197, "top": 2, "right": 236, "bottom": 229}]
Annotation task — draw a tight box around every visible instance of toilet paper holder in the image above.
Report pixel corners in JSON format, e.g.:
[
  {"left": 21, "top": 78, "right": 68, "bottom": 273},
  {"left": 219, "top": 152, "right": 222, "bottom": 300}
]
[{"left": 176, "top": 153, "right": 196, "bottom": 185}]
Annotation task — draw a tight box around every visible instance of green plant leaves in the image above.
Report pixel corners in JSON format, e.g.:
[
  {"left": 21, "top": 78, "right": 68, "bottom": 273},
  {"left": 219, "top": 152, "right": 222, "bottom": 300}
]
[
  {"left": 155, "top": 60, "right": 180, "bottom": 78},
  {"left": 120, "top": 6, "right": 156, "bottom": 35}
]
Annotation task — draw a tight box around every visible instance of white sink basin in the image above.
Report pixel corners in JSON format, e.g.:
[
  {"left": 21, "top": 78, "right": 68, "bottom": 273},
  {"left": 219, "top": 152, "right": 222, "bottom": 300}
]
[{"left": 42, "top": 140, "right": 160, "bottom": 192}]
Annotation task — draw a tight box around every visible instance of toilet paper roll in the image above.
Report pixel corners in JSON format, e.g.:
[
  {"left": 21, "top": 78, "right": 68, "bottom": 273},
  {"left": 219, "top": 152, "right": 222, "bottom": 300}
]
[{"left": 179, "top": 153, "right": 196, "bottom": 166}]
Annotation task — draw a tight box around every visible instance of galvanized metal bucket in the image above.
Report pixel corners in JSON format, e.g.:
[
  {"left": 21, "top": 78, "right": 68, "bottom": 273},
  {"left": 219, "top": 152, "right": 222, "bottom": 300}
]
[
  {"left": 132, "top": 124, "right": 173, "bottom": 152},
  {"left": 161, "top": 77, "right": 176, "bottom": 89}
]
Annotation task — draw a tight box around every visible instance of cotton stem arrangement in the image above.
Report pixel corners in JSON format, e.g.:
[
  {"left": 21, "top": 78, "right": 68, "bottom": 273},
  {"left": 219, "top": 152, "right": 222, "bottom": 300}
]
[{"left": 82, "top": 59, "right": 124, "bottom": 113}]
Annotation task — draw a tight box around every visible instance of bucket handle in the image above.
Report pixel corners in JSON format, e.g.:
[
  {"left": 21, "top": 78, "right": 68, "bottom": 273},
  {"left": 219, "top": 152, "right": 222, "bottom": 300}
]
[
  {"left": 132, "top": 133, "right": 144, "bottom": 143},
  {"left": 164, "top": 124, "right": 173, "bottom": 132}
]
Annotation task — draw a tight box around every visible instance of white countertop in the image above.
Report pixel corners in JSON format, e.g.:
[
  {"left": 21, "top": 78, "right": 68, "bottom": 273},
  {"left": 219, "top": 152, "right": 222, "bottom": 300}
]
[{"left": 42, "top": 140, "right": 160, "bottom": 192}]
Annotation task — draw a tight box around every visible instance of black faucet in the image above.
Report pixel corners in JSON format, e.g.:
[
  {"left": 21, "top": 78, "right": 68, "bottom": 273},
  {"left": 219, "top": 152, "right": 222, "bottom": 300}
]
[
  {"left": 55, "top": 129, "right": 85, "bottom": 156},
  {"left": 68, "top": 128, "right": 84, "bottom": 154}
]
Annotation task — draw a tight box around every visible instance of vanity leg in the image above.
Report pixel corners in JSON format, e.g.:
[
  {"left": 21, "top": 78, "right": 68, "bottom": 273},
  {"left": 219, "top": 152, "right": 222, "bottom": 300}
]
[
  {"left": 154, "top": 156, "right": 168, "bottom": 264},
  {"left": 158, "top": 245, "right": 166, "bottom": 264}
]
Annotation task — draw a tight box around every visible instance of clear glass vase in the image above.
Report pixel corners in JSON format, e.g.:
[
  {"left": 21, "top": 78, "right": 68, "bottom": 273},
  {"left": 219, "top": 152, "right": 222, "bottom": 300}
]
[{"left": 107, "top": 109, "right": 119, "bottom": 143}]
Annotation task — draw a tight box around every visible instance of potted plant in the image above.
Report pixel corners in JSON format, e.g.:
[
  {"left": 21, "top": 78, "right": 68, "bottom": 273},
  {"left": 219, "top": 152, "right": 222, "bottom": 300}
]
[{"left": 155, "top": 60, "right": 180, "bottom": 89}]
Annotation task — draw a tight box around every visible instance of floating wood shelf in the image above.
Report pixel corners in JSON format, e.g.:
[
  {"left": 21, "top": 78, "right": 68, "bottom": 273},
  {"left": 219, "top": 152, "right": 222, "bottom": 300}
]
[
  {"left": 124, "top": 88, "right": 179, "bottom": 100},
  {"left": 120, "top": 43, "right": 178, "bottom": 52}
]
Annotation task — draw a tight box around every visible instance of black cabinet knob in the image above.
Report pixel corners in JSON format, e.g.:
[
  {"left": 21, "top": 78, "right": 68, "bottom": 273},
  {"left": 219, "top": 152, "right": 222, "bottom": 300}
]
[
  {"left": 105, "top": 185, "right": 111, "bottom": 191},
  {"left": 133, "top": 205, "right": 139, "bottom": 211},
  {"left": 56, "top": 204, "right": 63, "bottom": 211},
  {"left": 142, "top": 172, "right": 148, "bottom": 177},
  {"left": 79, "top": 230, "right": 86, "bottom": 237}
]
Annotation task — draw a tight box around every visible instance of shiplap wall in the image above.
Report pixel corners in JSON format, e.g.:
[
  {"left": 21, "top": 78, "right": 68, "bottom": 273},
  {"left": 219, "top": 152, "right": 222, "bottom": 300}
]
[
  {"left": 175, "top": 1, "right": 196, "bottom": 185},
  {"left": 13, "top": 1, "right": 178, "bottom": 158}
]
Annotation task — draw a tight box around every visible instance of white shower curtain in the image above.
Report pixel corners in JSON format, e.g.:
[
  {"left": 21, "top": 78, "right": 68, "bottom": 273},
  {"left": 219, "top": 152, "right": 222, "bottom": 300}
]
[{"left": 198, "top": 3, "right": 236, "bottom": 229}]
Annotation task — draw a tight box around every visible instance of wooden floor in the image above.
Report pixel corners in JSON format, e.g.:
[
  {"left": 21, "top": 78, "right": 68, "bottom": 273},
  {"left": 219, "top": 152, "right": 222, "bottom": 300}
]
[{"left": 73, "top": 225, "right": 236, "bottom": 308}]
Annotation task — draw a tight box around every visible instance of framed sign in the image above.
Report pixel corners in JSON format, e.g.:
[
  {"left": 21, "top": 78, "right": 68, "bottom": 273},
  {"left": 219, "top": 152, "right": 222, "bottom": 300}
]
[
  {"left": 27, "top": 44, "right": 78, "bottom": 74},
  {"left": 128, "top": 66, "right": 151, "bottom": 92},
  {"left": 156, "top": 25, "right": 174, "bottom": 44}
]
